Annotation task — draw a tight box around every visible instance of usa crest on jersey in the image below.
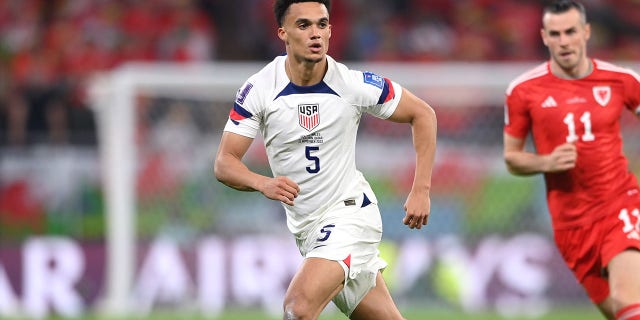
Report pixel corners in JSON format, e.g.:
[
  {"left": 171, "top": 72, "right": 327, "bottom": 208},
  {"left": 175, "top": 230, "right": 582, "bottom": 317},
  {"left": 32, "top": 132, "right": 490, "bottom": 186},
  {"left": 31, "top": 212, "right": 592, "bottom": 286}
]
[{"left": 298, "top": 104, "right": 320, "bottom": 131}]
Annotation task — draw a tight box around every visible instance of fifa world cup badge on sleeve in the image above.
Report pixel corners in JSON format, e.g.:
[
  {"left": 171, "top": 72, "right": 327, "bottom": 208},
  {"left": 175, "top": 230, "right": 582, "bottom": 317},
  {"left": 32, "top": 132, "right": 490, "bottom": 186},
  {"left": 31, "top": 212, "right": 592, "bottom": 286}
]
[
  {"left": 362, "top": 71, "right": 384, "bottom": 89},
  {"left": 236, "top": 82, "right": 253, "bottom": 105}
]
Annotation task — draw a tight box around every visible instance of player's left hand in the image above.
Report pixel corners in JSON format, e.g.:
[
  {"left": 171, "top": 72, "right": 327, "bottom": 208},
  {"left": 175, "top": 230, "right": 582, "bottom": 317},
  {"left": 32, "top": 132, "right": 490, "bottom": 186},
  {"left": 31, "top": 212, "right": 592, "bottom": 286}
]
[{"left": 403, "top": 190, "right": 431, "bottom": 229}]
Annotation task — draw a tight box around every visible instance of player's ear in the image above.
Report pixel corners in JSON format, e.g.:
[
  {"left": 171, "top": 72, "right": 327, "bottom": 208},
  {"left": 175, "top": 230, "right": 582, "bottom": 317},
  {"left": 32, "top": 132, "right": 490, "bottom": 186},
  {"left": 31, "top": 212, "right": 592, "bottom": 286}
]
[
  {"left": 540, "top": 28, "right": 549, "bottom": 46},
  {"left": 278, "top": 27, "right": 287, "bottom": 42},
  {"left": 583, "top": 23, "right": 591, "bottom": 41}
]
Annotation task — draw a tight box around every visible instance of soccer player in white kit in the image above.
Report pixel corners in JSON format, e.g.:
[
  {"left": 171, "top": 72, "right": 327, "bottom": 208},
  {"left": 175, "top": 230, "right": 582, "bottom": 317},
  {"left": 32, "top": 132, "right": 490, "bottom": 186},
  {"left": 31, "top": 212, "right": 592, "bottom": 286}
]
[{"left": 214, "top": 1, "right": 437, "bottom": 319}]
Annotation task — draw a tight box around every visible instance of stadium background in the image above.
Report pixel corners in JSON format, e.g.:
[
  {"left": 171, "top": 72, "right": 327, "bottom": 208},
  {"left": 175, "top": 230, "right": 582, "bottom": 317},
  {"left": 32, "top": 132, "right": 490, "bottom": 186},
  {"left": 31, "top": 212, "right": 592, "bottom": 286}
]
[{"left": 0, "top": 0, "right": 639, "bottom": 319}]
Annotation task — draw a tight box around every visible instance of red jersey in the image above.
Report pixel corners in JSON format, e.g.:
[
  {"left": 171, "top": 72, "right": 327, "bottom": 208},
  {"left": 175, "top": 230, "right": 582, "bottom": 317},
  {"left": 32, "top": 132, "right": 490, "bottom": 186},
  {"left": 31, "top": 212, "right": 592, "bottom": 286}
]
[{"left": 505, "top": 59, "right": 640, "bottom": 228}]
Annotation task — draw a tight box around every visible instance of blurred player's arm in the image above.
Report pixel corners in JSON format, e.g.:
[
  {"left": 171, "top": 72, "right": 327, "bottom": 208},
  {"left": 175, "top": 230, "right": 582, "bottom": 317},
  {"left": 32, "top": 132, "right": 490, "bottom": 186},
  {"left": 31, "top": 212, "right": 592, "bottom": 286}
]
[
  {"left": 214, "top": 132, "right": 299, "bottom": 206},
  {"left": 387, "top": 88, "right": 437, "bottom": 229},
  {"left": 503, "top": 133, "right": 577, "bottom": 176}
]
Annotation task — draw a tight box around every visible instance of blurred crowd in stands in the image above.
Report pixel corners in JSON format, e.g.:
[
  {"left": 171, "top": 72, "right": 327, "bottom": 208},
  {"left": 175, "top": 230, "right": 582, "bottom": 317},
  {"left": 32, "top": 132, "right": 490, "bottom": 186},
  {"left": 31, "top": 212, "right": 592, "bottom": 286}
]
[{"left": 0, "top": 0, "right": 639, "bottom": 147}]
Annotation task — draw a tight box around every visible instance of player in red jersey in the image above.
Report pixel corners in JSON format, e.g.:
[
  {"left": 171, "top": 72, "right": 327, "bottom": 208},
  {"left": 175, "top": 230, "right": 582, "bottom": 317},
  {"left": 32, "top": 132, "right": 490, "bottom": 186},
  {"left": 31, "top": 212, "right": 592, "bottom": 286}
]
[{"left": 503, "top": 1, "right": 640, "bottom": 319}]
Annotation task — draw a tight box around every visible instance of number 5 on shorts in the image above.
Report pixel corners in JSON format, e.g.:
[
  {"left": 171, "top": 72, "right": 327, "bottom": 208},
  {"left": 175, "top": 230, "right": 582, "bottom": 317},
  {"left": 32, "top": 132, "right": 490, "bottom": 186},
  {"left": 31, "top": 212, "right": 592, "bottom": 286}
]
[{"left": 317, "top": 224, "right": 335, "bottom": 242}]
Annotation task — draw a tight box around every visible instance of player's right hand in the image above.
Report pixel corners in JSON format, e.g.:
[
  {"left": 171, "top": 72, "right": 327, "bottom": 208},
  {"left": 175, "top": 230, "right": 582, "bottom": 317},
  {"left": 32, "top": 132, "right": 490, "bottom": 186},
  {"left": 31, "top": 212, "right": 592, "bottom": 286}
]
[
  {"left": 259, "top": 176, "right": 300, "bottom": 206},
  {"left": 545, "top": 142, "right": 577, "bottom": 172}
]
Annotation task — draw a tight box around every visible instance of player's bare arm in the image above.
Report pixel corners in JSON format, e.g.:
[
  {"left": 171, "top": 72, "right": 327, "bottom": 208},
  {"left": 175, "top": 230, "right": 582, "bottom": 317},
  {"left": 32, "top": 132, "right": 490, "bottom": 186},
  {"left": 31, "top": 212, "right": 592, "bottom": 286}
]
[
  {"left": 214, "top": 131, "right": 300, "bottom": 206},
  {"left": 387, "top": 88, "right": 437, "bottom": 229},
  {"left": 504, "top": 133, "right": 577, "bottom": 176}
]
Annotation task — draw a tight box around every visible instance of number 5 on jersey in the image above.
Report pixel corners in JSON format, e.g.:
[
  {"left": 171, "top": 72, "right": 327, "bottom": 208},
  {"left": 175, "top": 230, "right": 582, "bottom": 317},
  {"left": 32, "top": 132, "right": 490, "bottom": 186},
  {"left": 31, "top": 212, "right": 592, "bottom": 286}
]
[{"left": 305, "top": 146, "right": 320, "bottom": 173}]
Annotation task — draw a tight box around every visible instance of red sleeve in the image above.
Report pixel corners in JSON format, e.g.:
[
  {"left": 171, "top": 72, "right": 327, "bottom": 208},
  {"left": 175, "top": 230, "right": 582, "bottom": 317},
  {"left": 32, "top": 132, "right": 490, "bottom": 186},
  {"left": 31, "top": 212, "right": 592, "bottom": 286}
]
[
  {"left": 504, "top": 86, "right": 531, "bottom": 139},
  {"left": 623, "top": 71, "right": 640, "bottom": 115}
]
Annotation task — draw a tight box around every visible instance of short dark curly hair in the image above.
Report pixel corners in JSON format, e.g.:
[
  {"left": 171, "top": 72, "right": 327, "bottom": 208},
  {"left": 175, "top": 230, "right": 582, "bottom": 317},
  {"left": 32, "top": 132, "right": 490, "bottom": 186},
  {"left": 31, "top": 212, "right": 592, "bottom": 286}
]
[{"left": 273, "top": 0, "right": 331, "bottom": 27}]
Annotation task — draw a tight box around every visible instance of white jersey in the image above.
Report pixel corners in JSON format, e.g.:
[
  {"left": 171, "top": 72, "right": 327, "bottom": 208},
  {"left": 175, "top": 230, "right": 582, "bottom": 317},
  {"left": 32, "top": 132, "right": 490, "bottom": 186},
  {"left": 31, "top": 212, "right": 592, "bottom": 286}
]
[{"left": 223, "top": 55, "right": 403, "bottom": 236}]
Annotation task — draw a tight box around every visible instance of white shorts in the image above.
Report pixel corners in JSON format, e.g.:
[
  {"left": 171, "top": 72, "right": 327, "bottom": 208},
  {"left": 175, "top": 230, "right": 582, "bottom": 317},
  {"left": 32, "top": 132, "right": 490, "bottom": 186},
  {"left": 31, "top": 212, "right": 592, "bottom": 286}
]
[{"left": 295, "top": 194, "right": 387, "bottom": 316}]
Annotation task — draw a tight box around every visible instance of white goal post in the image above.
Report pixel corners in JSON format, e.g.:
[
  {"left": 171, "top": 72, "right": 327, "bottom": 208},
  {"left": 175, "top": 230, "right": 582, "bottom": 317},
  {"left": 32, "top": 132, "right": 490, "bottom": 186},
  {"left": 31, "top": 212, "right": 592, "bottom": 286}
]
[
  {"left": 87, "top": 62, "right": 266, "bottom": 316},
  {"left": 86, "top": 61, "right": 540, "bottom": 316}
]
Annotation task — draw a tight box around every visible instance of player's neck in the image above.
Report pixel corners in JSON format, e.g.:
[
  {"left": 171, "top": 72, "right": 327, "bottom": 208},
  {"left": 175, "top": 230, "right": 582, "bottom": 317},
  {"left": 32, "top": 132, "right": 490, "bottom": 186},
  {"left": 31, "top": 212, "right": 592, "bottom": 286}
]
[
  {"left": 551, "top": 58, "right": 593, "bottom": 80},
  {"left": 285, "top": 57, "right": 327, "bottom": 86}
]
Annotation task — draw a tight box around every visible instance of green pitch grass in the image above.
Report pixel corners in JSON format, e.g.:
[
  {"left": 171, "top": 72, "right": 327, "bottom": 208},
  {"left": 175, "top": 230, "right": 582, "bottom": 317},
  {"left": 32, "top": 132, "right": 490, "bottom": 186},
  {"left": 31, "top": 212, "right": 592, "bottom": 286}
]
[
  {"left": 173, "top": 308, "right": 603, "bottom": 320},
  {"left": 24, "top": 306, "right": 603, "bottom": 320}
]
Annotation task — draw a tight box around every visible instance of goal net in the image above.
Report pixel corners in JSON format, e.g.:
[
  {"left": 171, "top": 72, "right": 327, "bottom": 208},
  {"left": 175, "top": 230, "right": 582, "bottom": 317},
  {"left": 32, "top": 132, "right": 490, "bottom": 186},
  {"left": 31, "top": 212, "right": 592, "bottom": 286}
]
[{"left": 87, "top": 61, "right": 640, "bottom": 317}]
